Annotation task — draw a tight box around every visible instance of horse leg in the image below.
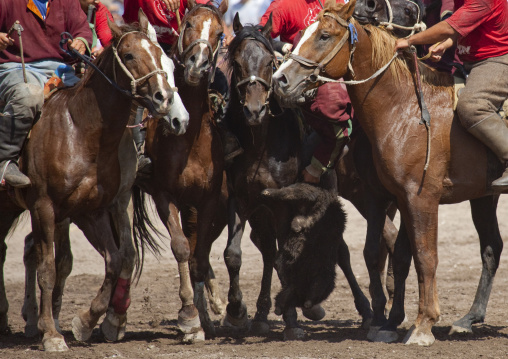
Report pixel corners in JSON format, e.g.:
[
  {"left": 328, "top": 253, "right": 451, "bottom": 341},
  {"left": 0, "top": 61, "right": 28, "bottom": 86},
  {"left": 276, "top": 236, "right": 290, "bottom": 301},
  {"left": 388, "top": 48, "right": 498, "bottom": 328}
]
[
  {"left": 155, "top": 196, "right": 202, "bottom": 343},
  {"left": 205, "top": 266, "right": 226, "bottom": 316},
  {"left": 222, "top": 196, "right": 249, "bottom": 329},
  {"left": 375, "top": 220, "right": 412, "bottom": 343},
  {"left": 51, "top": 219, "right": 73, "bottom": 335},
  {"left": 249, "top": 213, "right": 277, "bottom": 335},
  {"left": 282, "top": 305, "right": 305, "bottom": 341},
  {"left": 449, "top": 195, "right": 503, "bottom": 335},
  {"left": 71, "top": 211, "right": 123, "bottom": 343},
  {"left": 398, "top": 197, "right": 440, "bottom": 346},
  {"left": 101, "top": 195, "right": 136, "bottom": 342},
  {"left": 21, "top": 232, "right": 39, "bottom": 337},
  {"left": 0, "top": 211, "right": 21, "bottom": 334},
  {"left": 336, "top": 233, "right": 373, "bottom": 328},
  {"left": 381, "top": 211, "right": 398, "bottom": 316},
  {"left": 363, "top": 199, "right": 391, "bottom": 340},
  {"left": 31, "top": 200, "right": 68, "bottom": 351}
]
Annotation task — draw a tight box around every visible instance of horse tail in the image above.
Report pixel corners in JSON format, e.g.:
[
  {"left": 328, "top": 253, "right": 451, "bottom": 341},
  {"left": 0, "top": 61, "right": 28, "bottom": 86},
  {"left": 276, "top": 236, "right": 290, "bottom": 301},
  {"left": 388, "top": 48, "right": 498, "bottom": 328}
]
[{"left": 131, "top": 185, "right": 165, "bottom": 282}]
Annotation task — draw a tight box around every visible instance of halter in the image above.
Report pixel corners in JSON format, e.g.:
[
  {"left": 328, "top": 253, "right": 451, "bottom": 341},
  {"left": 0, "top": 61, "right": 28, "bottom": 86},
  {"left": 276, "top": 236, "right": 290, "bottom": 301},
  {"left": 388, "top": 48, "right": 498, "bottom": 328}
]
[
  {"left": 232, "top": 37, "right": 278, "bottom": 113},
  {"left": 378, "top": 0, "right": 426, "bottom": 37},
  {"left": 174, "top": 7, "right": 222, "bottom": 82},
  {"left": 112, "top": 31, "right": 168, "bottom": 97},
  {"left": 280, "top": 12, "right": 398, "bottom": 93}
]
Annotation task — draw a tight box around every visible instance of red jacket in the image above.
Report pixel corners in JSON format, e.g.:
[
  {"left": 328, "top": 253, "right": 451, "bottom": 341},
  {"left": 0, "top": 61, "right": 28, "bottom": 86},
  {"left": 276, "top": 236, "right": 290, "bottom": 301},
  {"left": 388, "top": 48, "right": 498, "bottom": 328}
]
[
  {"left": 123, "top": 0, "right": 209, "bottom": 45},
  {"left": 95, "top": 2, "right": 114, "bottom": 47},
  {"left": 0, "top": 0, "right": 92, "bottom": 65}
]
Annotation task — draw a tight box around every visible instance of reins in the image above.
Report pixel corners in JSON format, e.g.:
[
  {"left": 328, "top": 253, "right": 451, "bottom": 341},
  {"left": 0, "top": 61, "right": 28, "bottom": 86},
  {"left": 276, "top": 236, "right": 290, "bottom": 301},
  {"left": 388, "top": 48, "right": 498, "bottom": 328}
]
[{"left": 59, "top": 31, "right": 167, "bottom": 100}]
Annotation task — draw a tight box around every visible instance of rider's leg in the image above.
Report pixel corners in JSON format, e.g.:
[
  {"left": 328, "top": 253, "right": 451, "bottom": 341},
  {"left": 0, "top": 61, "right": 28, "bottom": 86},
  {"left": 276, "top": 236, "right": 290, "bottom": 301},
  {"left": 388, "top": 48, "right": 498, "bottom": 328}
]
[
  {"left": 132, "top": 106, "right": 152, "bottom": 174},
  {"left": 457, "top": 53, "right": 508, "bottom": 191}
]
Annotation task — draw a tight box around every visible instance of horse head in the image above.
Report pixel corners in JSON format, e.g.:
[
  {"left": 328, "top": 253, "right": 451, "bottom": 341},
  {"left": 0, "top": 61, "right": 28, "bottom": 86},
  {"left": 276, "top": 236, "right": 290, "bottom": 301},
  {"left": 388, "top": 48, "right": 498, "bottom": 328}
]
[
  {"left": 353, "top": 0, "right": 425, "bottom": 37},
  {"left": 228, "top": 14, "right": 274, "bottom": 126},
  {"left": 273, "top": 0, "right": 356, "bottom": 106},
  {"left": 107, "top": 16, "right": 175, "bottom": 118},
  {"left": 140, "top": 9, "right": 190, "bottom": 135},
  {"left": 174, "top": 0, "right": 228, "bottom": 86}
]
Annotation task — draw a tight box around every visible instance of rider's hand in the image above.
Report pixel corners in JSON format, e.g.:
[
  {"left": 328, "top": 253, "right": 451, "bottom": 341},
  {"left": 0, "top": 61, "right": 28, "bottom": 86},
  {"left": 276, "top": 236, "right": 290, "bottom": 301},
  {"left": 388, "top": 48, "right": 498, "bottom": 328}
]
[
  {"left": 0, "top": 32, "right": 13, "bottom": 51},
  {"left": 394, "top": 38, "right": 411, "bottom": 54},
  {"left": 429, "top": 38, "right": 454, "bottom": 62},
  {"left": 162, "top": 0, "right": 179, "bottom": 12},
  {"left": 302, "top": 168, "right": 320, "bottom": 184},
  {"left": 68, "top": 39, "right": 87, "bottom": 55}
]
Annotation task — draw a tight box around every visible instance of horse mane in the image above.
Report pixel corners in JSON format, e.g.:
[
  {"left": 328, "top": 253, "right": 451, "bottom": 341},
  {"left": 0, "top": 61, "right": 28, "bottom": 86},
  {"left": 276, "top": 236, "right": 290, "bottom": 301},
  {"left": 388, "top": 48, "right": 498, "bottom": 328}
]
[
  {"left": 363, "top": 24, "right": 454, "bottom": 90},
  {"left": 225, "top": 24, "right": 274, "bottom": 73}
]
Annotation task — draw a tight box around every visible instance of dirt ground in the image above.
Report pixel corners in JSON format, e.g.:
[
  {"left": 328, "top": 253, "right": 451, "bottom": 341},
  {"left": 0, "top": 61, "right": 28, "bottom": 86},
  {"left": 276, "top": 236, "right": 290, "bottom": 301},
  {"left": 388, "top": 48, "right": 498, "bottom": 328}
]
[{"left": 2, "top": 197, "right": 508, "bottom": 358}]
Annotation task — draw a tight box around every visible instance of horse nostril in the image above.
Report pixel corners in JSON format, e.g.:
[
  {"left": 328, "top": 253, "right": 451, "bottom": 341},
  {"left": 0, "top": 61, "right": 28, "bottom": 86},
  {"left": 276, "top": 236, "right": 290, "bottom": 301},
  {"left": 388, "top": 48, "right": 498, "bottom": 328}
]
[
  {"left": 154, "top": 91, "right": 164, "bottom": 102},
  {"left": 367, "top": 0, "right": 376, "bottom": 10},
  {"left": 277, "top": 74, "right": 289, "bottom": 88},
  {"left": 201, "top": 59, "right": 209, "bottom": 70},
  {"left": 172, "top": 118, "right": 181, "bottom": 130},
  {"left": 189, "top": 55, "right": 196, "bottom": 63},
  {"left": 243, "top": 105, "right": 252, "bottom": 118}
]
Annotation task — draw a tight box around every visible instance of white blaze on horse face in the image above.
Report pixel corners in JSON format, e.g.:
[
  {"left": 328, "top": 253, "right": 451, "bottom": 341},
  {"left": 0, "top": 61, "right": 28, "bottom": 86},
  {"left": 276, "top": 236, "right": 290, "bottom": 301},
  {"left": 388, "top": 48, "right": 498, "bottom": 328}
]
[
  {"left": 195, "top": 17, "right": 212, "bottom": 65},
  {"left": 146, "top": 22, "right": 158, "bottom": 43},
  {"left": 141, "top": 39, "right": 170, "bottom": 99},
  {"left": 274, "top": 21, "right": 320, "bottom": 77},
  {"left": 160, "top": 54, "right": 190, "bottom": 123}
]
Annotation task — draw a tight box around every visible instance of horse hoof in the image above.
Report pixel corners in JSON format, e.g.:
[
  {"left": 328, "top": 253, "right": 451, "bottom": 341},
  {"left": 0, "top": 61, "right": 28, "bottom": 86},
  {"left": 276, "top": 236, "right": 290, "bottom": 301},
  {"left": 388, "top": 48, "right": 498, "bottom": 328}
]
[
  {"left": 100, "top": 309, "right": 127, "bottom": 342},
  {"left": 201, "top": 319, "right": 216, "bottom": 338},
  {"left": 283, "top": 327, "right": 306, "bottom": 341},
  {"left": 250, "top": 320, "right": 270, "bottom": 336},
  {"left": 403, "top": 325, "right": 435, "bottom": 346},
  {"left": 367, "top": 326, "right": 381, "bottom": 341},
  {"left": 0, "top": 314, "right": 9, "bottom": 334},
  {"left": 221, "top": 312, "right": 250, "bottom": 330},
  {"left": 42, "top": 337, "right": 69, "bottom": 352},
  {"left": 301, "top": 304, "right": 325, "bottom": 321},
  {"left": 182, "top": 329, "right": 205, "bottom": 343},
  {"left": 72, "top": 315, "right": 93, "bottom": 341},
  {"left": 209, "top": 298, "right": 226, "bottom": 316},
  {"left": 374, "top": 330, "right": 399, "bottom": 343},
  {"left": 449, "top": 324, "right": 473, "bottom": 335},
  {"left": 178, "top": 312, "right": 201, "bottom": 334},
  {"left": 361, "top": 316, "right": 373, "bottom": 330},
  {"left": 24, "top": 324, "right": 39, "bottom": 338}
]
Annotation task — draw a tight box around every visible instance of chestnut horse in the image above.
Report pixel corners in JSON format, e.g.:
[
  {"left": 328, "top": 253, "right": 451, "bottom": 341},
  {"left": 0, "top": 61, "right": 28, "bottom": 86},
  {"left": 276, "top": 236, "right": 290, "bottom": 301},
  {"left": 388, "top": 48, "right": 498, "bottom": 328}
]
[
  {"left": 134, "top": 0, "right": 229, "bottom": 343},
  {"left": 0, "top": 17, "right": 185, "bottom": 351},
  {"left": 274, "top": 0, "right": 504, "bottom": 346},
  {"left": 222, "top": 15, "right": 373, "bottom": 340}
]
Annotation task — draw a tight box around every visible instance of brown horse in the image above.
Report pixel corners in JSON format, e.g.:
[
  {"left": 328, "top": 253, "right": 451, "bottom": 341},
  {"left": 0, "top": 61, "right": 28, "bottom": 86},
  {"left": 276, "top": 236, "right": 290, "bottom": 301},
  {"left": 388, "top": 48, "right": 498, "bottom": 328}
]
[
  {"left": 0, "top": 16, "right": 182, "bottom": 351},
  {"left": 222, "top": 15, "right": 373, "bottom": 340},
  {"left": 134, "top": 0, "right": 229, "bottom": 343},
  {"left": 273, "top": 0, "right": 504, "bottom": 346}
]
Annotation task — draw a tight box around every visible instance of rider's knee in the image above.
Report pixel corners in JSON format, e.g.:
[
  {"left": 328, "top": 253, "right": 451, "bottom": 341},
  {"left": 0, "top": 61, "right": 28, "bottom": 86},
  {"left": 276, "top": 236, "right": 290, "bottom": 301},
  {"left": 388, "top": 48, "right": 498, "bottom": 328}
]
[
  {"left": 8, "top": 83, "right": 44, "bottom": 119},
  {"left": 456, "top": 92, "right": 493, "bottom": 130}
]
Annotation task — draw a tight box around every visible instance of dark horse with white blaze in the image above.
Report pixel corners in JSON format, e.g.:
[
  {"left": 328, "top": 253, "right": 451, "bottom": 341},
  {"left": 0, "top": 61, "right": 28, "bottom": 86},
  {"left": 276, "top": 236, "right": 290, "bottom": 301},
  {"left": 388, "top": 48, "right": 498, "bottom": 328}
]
[
  {"left": 134, "top": 0, "right": 229, "bottom": 343},
  {"left": 0, "top": 14, "right": 186, "bottom": 351},
  {"left": 222, "top": 15, "right": 372, "bottom": 340},
  {"left": 274, "top": 0, "right": 505, "bottom": 346}
]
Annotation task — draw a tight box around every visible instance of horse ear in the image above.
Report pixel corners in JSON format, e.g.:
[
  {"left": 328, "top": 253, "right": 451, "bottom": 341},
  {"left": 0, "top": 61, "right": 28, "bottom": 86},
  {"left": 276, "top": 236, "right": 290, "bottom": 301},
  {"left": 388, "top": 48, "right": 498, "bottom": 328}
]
[
  {"left": 324, "top": 0, "right": 336, "bottom": 9},
  {"left": 187, "top": 0, "right": 197, "bottom": 10},
  {"left": 108, "top": 17, "right": 122, "bottom": 39},
  {"left": 261, "top": 13, "right": 273, "bottom": 39},
  {"left": 338, "top": 0, "right": 357, "bottom": 19},
  {"left": 233, "top": 12, "right": 243, "bottom": 35},
  {"left": 218, "top": 0, "right": 228, "bottom": 15},
  {"left": 138, "top": 8, "right": 150, "bottom": 34}
]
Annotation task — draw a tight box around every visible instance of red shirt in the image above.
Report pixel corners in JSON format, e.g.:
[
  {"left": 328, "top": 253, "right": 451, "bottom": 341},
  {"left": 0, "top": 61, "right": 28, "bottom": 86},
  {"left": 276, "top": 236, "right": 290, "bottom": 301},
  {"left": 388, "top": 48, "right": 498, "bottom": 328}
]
[
  {"left": 96, "top": 2, "right": 114, "bottom": 47},
  {"left": 446, "top": 0, "right": 508, "bottom": 62},
  {"left": 123, "top": 0, "right": 209, "bottom": 45},
  {"left": 259, "top": 0, "right": 346, "bottom": 44},
  {"left": 0, "top": 0, "right": 92, "bottom": 65}
]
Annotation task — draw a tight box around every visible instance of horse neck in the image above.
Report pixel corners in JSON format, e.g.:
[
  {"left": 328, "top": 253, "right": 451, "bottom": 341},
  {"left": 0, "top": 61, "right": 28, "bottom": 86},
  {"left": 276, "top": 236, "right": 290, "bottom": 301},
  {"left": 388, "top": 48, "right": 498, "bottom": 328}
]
[
  {"left": 345, "top": 25, "right": 413, "bottom": 141},
  {"left": 174, "top": 63, "right": 211, "bottom": 136}
]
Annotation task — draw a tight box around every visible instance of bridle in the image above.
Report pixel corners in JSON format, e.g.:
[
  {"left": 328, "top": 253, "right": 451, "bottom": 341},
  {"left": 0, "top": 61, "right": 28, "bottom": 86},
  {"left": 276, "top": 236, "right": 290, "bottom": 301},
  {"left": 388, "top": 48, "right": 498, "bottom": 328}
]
[
  {"left": 60, "top": 31, "right": 169, "bottom": 99},
  {"left": 378, "top": 0, "right": 426, "bottom": 37},
  {"left": 232, "top": 37, "right": 278, "bottom": 112},
  {"left": 173, "top": 7, "right": 223, "bottom": 81},
  {"left": 280, "top": 11, "right": 398, "bottom": 95}
]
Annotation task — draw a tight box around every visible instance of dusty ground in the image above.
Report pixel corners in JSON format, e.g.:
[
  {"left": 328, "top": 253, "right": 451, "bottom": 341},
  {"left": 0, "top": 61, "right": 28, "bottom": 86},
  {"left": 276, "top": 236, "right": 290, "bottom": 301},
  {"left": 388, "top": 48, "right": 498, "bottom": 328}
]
[{"left": 2, "top": 197, "right": 508, "bottom": 358}]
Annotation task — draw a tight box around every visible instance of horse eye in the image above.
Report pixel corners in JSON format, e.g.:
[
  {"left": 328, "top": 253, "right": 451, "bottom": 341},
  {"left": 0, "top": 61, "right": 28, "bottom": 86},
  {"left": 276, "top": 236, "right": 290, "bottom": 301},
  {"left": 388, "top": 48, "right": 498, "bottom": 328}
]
[
  {"left": 124, "top": 53, "right": 134, "bottom": 61},
  {"left": 319, "top": 33, "right": 330, "bottom": 41},
  {"left": 404, "top": 8, "right": 412, "bottom": 16}
]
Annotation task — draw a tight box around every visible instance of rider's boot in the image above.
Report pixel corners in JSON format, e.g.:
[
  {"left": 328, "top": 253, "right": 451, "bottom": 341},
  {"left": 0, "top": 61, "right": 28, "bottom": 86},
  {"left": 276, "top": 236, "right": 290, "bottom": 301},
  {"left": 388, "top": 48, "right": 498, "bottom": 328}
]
[
  {"left": 132, "top": 107, "right": 152, "bottom": 176},
  {"left": 217, "top": 122, "right": 243, "bottom": 166},
  {"left": 468, "top": 114, "right": 508, "bottom": 192}
]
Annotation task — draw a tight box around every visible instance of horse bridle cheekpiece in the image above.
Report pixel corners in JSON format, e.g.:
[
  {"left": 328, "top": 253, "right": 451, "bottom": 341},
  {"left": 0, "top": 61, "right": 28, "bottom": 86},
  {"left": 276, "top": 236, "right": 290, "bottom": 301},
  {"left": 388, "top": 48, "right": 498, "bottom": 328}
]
[{"left": 285, "top": 12, "right": 358, "bottom": 88}]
